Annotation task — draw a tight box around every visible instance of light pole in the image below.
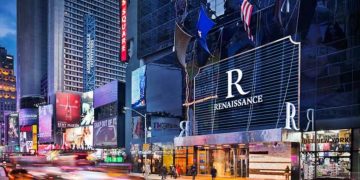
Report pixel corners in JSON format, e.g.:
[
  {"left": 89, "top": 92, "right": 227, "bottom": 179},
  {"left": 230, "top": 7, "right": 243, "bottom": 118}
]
[{"left": 124, "top": 107, "right": 148, "bottom": 179}]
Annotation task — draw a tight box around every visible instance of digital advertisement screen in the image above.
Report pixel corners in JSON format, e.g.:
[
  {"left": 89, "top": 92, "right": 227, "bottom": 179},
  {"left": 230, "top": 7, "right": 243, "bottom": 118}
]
[
  {"left": 4, "top": 111, "right": 15, "bottom": 145},
  {"left": 131, "top": 116, "right": 144, "bottom": 139},
  {"left": 93, "top": 116, "right": 117, "bottom": 147},
  {"left": 151, "top": 117, "right": 179, "bottom": 137},
  {"left": 94, "top": 80, "right": 118, "bottom": 108},
  {"left": 94, "top": 102, "right": 117, "bottom": 120},
  {"left": 19, "top": 109, "right": 38, "bottom": 126},
  {"left": 39, "top": 104, "right": 53, "bottom": 143},
  {"left": 65, "top": 126, "right": 93, "bottom": 149},
  {"left": 20, "top": 125, "right": 37, "bottom": 152},
  {"left": 146, "top": 64, "right": 182, "bottom": 116},
  {"left": 8, "top": 114, "right": 19, "bottom": 146},
  {"left": 131, "top": 66, "right": 146, "bottom": 109},
  {"left": 81, "top": 91, "right": 94, "bottom": 126},
  {"left": 56, "top": 92, "right": 81, "bottom": 128}
]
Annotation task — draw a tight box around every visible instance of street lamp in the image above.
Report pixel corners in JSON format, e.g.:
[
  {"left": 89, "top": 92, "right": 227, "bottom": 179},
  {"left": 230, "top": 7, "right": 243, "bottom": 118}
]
[{"left": 124, "top": 107, "right": 149, "bottom": 179}]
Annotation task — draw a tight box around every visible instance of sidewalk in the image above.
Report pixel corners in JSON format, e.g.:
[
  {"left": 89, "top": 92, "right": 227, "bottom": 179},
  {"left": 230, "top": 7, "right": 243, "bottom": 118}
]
[{"left": 130, "top": 173, "right": 284, "bottom": 180}]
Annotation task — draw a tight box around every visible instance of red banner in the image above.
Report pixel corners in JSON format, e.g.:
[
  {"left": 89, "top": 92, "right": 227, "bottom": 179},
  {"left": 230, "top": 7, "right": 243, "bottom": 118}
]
[{"left": 121, "top": 0, "right": 127, "bottom": 61}]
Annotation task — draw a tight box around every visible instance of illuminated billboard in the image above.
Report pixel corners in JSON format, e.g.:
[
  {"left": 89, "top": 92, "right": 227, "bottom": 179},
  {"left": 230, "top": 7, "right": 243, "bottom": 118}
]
[
  {"left": 8, "top": 114, "right": 19, "bottom": 146},
  {"left": 56, "top": 92, "right": 81, "bottom": 128},
  {"left": 81, "top": 91, "right": 94, "bottom": 126},
  {"left": 131, "top": 66, "right": 146, "bottom": 109},
  {"left": 39, "top": 104, "right": 53, "bottom": 143},
  {"left": 20, "top": 125, "right": 37, "bottom": 152},
  {"left": 151, "top": 117, "right": 179, "bottom": 137},
  {"left": 94, "top": 80, "right": 118, "bottom": 108},
  {"left": 19, "top": 109, "right": 38, "bottom": 126},
  {"left": 4, "top": 111, "right": 15, "bottom": 145},
  {"left": 65, "top": 126, "right": 93, "bottom": 150},
  {"left": 94, "top": 116, "right": 117, "bottom": 148}
]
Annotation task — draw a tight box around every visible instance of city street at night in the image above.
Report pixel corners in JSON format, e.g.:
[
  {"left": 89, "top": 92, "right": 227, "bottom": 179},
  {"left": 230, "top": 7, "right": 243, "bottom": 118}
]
[{"left": 0, "top": 0, "right": 359, "bottom": 179}]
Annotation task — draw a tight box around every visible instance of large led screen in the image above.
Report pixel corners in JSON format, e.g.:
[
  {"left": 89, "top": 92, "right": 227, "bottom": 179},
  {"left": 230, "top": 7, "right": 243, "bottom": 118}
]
[
  {"left": 4, "top": 111, "right": 15, "bottom": 145},
  {"left": 94, "top": 102, "right": 117, "bottom": 120},
  {"left": 56, "top": 92, "right": 81, "bottom": 128},
  {"left": 81, "top": 91, "right": 94, "bottom": 126},
  {"left": 151, "top": 117, "right": 179, "bottom": 137},
  {"left": 131, "top": 66, "right": 146, "bottom": 109},
  {"left": 131, "top": 116, "right": 144, "bottom": 139},
  {"left": 146, "top": 64, "right": 182, "bottom": 116},
  {"left": 93, "top": 116, "right": 117, "bottom": 147},
  {"left": 19, "top": 109, "right": 38, "bottom": 126},
  {"left": 20, "top": 125, "right": 37, "bottom": 152},
  {"left": 65, "top": 126, "right": 93, "bottom": 149},
  {"left": 94, "top": 80, "right": 118, "bottom": 108},
  {"left": 8, "top": 114, "right": 19, "bottom": 146},
  {"left": 39, "top": 104, "right": 53, "bottom": 143}
]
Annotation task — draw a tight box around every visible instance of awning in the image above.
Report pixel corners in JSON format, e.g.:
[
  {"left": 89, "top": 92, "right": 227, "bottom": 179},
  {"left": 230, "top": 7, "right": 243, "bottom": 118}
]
[{"left": 174, "top": 128, "right": 300, "bottom": 146}]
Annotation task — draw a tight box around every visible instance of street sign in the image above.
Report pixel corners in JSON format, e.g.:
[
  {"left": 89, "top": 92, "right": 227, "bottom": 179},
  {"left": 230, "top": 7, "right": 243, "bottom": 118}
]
[{"left": 143, "top": 143, "right": 150, "bottom": 151}]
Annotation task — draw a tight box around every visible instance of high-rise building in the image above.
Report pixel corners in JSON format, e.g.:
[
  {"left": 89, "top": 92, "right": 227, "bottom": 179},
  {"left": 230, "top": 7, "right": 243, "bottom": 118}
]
[
  {"left": 61, "top": 0, "right": 126, "bottom": 92},
  {"left": 17, "top": 0, "right": 127, "bottom": 108},
  {"left": 0, "top": 47, "right": 17, "bottom": 121}
]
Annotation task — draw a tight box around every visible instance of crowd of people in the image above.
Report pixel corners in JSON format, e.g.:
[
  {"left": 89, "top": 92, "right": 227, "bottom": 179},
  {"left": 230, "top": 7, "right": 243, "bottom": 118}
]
[{"left": 141, "top": 163, "right": 217, "bottom": 180}]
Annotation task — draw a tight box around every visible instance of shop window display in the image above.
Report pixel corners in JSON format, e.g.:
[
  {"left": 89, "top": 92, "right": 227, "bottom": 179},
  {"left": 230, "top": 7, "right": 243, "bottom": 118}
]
[{"left": 301, "top": 130, "right": 351, "bottom": 179}]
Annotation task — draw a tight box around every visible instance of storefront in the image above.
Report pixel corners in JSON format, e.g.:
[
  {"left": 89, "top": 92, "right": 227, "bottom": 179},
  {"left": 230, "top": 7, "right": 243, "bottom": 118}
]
[
  {"left": 300, "top": 129, "right": 359, "bottom": 179},
  {"left": 131, "top": 142, "right": 185, "bottom": 174},
  {"left": 174, "top": 128, "right": 301, "bottom": 179}
]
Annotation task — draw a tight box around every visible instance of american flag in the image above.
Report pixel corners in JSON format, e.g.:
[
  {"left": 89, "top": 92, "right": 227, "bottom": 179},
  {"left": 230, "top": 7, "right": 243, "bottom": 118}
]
[{"left": 240, "top": 0, "right": 255, "bottom": 43}]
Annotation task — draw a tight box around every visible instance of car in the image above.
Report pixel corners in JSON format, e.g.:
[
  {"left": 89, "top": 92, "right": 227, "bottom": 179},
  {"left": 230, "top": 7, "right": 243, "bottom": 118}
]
[
  {"left": 0, "top": 165, "right": 9, "bottom": 180},
  {"left": 8, "top": 169, "right": 35, "bottom": 180}
]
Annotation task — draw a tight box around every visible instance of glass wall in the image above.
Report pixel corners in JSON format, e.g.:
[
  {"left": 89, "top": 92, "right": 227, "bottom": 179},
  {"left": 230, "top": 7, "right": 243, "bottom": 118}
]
[{"left": 301, "top": 129, "right": 352, "bottom": 179}]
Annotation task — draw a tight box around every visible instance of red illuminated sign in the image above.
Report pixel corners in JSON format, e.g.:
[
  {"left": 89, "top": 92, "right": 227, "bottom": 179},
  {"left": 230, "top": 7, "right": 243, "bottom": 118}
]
[{"left": 121, "top": 0, "right": 127, "bottom": 61}]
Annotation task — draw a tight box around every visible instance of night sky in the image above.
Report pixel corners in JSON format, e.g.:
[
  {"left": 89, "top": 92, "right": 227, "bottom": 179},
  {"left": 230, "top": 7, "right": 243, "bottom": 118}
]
[{"left": 0, "top": 0, "right": 16, "bottom": 74}]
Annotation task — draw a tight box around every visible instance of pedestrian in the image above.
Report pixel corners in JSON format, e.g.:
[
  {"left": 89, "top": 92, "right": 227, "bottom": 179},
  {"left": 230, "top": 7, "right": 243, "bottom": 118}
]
[
  {"left": 161, "top": 166, "right": 168, "bottom": 180},
  {"left": 211, "top": 167, "right": 217, "bottom": 180},
  {"left": 142, "top": 164, "right": 145, "bottom": 176},
  {"left": 284, "top": 165, "right": 290, "bottom": 180},
  {"left": 191, "top": 164, "right": 196, "bottom": 180},
  {"left": 176, "top": 165, "right": 181, "bottom": 177},
  {"left": 172, "top": 165, "right": 177, "bottom": 179}
]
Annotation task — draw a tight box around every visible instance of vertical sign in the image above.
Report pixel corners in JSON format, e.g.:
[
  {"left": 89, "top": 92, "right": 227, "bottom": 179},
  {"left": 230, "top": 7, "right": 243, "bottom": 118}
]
[
  {"left": 83, "top": 14, "right": 96, "bottom": 92},
  {"left": 32, "top": 125, "right": 37, "bottom": 151},
  {"left": 121, "top": 0, "right": 127, "bottom": 61}
]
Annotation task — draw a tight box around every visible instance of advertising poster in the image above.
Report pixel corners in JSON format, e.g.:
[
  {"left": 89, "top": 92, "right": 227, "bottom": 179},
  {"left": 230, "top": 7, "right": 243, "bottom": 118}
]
[
  {"left": 39, "top": 104, "right": 53, "bottom": 143},
  {"left": 131, "top": 116, "right": 144, "bottom": 139},
  {"left": 56, "top": 92, "right": 81, "bottom": 128},
  {"left": 93, "top": 116, "right": 117, "bottom": 147},
  {"left": 19, "top": 109, "right": 38, "bottom": 126},
  {"left": 8, "top": 114, "right": 19, "bottom": 146},
  {"left": 65, "top": 126, "right": 93, "bottom": 150},
  {"left": 4, "top": 111, "right": 15, "bottom": 145},
  {"left": 94, "top": 80, "right": 118, "bottom": 108},
  {"left": 94, "top": 102, "right": 117, "bottom": 120},
  {"left": 19, "top": 125, "right": 37, "bottom": 153},
  {"left": 151, "top": 117, "right": 179, "bottom": 137},
  {"left": 131, "top": 66, "right": 146, "bottom": 109},
  {"left": 81, "top": 91, "right": 94, "bottom": 126}
]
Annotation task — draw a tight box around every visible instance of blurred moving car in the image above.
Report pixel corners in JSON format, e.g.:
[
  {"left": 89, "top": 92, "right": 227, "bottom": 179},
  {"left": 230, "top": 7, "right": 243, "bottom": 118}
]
[
  {"left": 8, "top": 169, "right": 35, "bottom": 180},
  {"left": 0, "top": 165, "right": 9, "bottom": 180}
]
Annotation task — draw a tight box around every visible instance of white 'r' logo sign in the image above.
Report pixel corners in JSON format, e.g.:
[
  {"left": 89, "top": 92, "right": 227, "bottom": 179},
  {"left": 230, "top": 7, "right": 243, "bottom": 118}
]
[{"left": 226, "top": 69, "right": 249, "bottom": 99}]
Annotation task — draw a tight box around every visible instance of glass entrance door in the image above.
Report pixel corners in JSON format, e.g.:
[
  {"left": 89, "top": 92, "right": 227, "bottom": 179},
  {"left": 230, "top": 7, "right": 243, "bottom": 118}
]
[{"left": 236, "top": 148, "right": 248, "bottom": 178}]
